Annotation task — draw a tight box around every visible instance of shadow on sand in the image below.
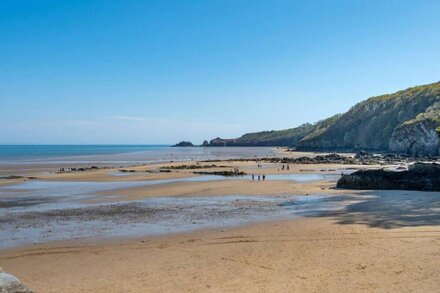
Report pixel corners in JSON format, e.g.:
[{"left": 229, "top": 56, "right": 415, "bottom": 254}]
[{"left": 316, "top": 189, "right": 440, "bottom": 229}]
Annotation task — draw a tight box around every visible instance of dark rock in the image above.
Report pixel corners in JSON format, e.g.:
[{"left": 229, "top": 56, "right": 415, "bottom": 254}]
[
  {"left": 0, "top": 175, "right": 24, "bottom": 180},
  {"left": 194, "top": 167, "right": 246, "bottom": 176},
  {"left": 160, "top": 164, "right": 230, "bottom": 170},
  {"left": 261, "top": 154, "right": 359, "bottom": 165},
  {"left": 202, "top": 152, "right": 439, "bottom": 166},
  {"left": 337, "top": 163, "right": 440, "bottom": 191},
  {"left": 172, "top": 141, "right": 194, "bottom": 147}
]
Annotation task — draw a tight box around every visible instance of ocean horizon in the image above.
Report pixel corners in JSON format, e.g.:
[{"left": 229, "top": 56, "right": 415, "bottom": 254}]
[
  {"left": 0, "top": 145, "right": 277, "bottom": 175},
  {"left": 0, "top": 145, "right": 171, "bottom": 161}
]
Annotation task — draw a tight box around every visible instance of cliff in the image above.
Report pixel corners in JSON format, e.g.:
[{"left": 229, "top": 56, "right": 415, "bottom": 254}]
[
  {"left": 207, "top": 81, "right": 440, "bottom": 155},
  {"left": 298, "top": 82, "right": 440, "bottom": 152}
]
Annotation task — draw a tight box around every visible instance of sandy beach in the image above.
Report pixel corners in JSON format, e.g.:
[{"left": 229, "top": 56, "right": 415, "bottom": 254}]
[
  {"left": 4, "top": 1, "right": 440, "bottom": 291},
  {"left": 1, "top": 151, "right": 440, "bottom": 292},
  {"left": 2, "top": 212, "right": 440, "bottom": 292}
]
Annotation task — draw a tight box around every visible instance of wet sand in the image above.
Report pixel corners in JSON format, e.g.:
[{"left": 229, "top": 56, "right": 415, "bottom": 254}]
[
  {"left": 2, "top": 212, "right": 440, "bottom": 292},
  {"left": 1, "top": 154, "right": 440, "bottom": 292}
]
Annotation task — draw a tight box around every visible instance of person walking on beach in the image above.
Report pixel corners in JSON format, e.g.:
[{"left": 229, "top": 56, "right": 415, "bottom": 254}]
[
  {"left": 258, "top": 175, "right": 261, "bottom": 181},
  {"left": 262, "top": 174, "right": 266, "bottom": 181},
  {"left": 252, "top": 174, "right": 255, "bottom": 181}
]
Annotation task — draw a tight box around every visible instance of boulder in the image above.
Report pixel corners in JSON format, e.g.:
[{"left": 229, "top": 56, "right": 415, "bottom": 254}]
[
  {"left": 0, "top": 271, "right": 33, "bottom": 293},
  {"left": 337, "top": 163, "right": 440, "bottom": 191}
]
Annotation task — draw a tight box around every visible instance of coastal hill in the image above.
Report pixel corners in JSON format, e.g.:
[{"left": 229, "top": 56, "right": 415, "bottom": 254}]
[
  {"left": 208, "top": 115, "right": 341, "bottom": 147},
  {"left": 207, "top": 81, "right": 440, "bottom": 155},
  {"left": 208, "top": 123, "right": 315, "bottom": 147}
]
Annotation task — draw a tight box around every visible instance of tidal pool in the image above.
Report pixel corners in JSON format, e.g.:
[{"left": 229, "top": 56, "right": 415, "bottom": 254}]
[{"left": 0, "top": 194, "right": 338, "bottom": 249}]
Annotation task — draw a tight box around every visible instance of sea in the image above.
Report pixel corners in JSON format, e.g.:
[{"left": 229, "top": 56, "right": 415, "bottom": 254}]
[{"left": 0, "top": 145, "right": 278, "bottom": 175}]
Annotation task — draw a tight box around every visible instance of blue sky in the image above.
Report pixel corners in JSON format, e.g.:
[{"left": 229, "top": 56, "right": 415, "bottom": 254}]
[{"left": 1, "top": 0, "right": 440, "bottom": 144}]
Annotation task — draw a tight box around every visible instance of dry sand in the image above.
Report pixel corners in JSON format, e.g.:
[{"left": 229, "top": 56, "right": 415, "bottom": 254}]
[{"left": 2, "top": 215, "right": 440, "bottom": 292}]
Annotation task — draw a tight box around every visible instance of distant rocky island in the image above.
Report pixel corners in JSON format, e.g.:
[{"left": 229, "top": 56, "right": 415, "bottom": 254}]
[
  {"left": 203, "top": 81, "right": 440, "bottom": 156},
  {"left": 172, "top": 141, "right": 194, "bottom": 147}
]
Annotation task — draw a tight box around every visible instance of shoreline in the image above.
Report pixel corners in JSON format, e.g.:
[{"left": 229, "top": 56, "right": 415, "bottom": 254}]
[
  {"left": 2, "top": 150, "right": 440, "bottom": 291},
  {"left": 0, "top": 146, "right": 281, "bottom": 176}
]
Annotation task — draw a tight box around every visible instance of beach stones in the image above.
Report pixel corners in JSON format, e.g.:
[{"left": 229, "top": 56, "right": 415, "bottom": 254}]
[{"left": 0, "top": 269, "right": 33, "bottom": 293}]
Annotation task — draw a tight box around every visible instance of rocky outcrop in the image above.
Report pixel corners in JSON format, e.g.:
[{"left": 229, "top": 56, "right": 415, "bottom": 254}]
[
  {"left": 337, "top": 163, "right": 440, "bottom": 191},
  {"left": 0, "top": 267, "right": 33, "bottom": 293},
  {"left": 193, "top": 170, "right": 246, "bottom": 176},
  {"left": 161, "top": 164, "right": 230, "bottom": 170},
  {"left": 206, "top": 152, "right": 439, "bottom": 165},
  {"left": 172, "top": 141, "right": 194, "bottom": 147},
  {"left": 193, "top": 167, "right": 246, "bottom": 176},
  {"left": 264, "top": 153, "right": 359, "bottom": 164},
  {"left": 389, "top": 120, "right": 440, "bottom": 155},
  {"left": 208, "top": 137, "right": 236, "bottom": 146}
]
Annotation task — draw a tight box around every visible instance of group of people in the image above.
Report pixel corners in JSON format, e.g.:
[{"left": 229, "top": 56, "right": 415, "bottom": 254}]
[
  {"left": 251, "top": 174, "right": 265, "bottom": 181},
  {"left": 278, "top": 164, "right": 290, "bottom": 171},
  {"left": 251, "top": 162, "right": 292, "bottom": 181}
]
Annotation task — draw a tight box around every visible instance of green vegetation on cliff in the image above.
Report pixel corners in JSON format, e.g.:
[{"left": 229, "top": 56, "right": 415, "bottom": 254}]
[
  {"left": 209, "top": 118, "right": 341, "bottom": 147},
  {"left": 208, "top": 124, "right": 313, "bottom": 146},
  {"left": 208, "top": 81, "right": 440, "bottom": 155},
  {"left": 229, "top": 123, "right": 314, "bottom": 146},
  {"left": 298, "top": 81, "right": 440, "bottom": 151},
  {"left": 299, "top": 114, "right": 342, "bottom": 142}
]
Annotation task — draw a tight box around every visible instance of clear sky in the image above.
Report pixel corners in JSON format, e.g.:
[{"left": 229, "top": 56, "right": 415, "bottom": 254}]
[{"left": 1, "top": 0, "right": 440, "bottom": 144}]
